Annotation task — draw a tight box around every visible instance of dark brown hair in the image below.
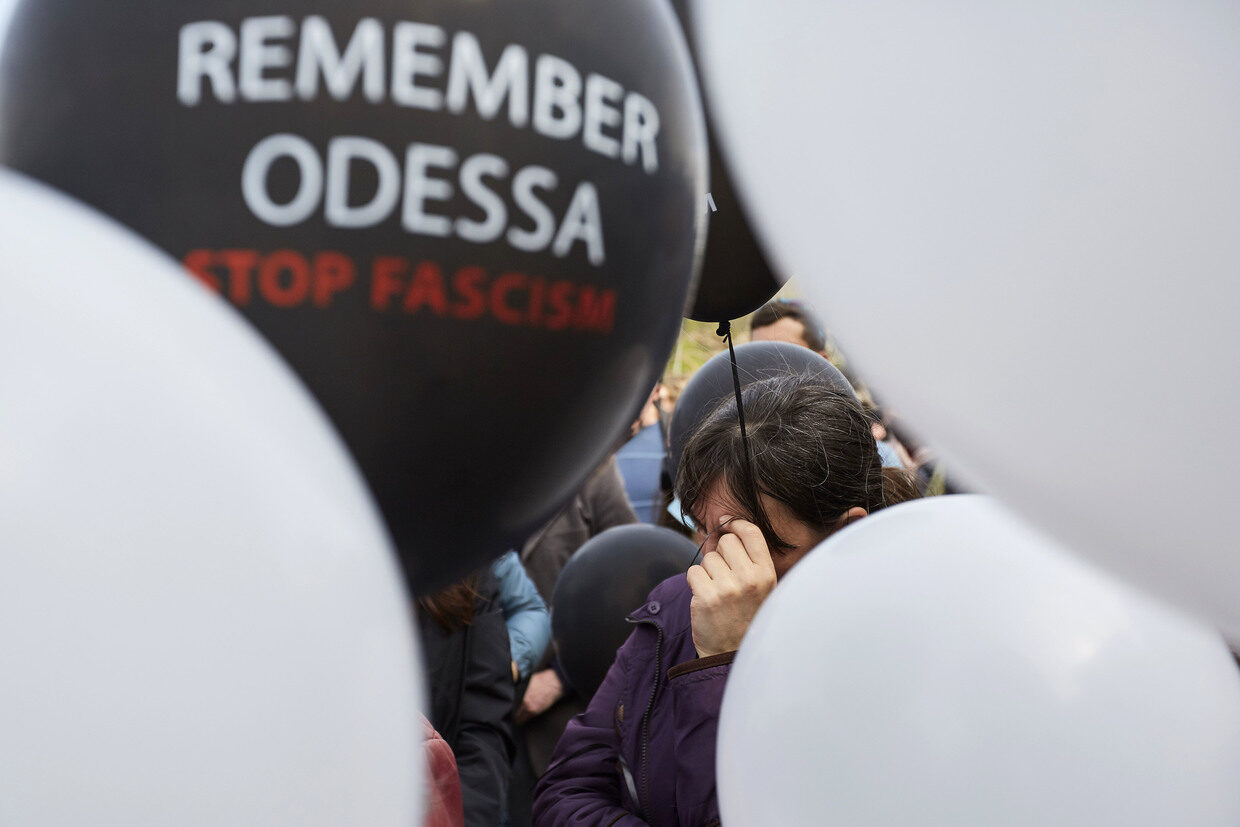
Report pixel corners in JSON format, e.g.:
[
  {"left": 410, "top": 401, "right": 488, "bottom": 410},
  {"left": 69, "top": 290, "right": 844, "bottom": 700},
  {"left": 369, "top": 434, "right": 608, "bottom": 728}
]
[
  {"left": 676, "top": 374, "right": 920, "bottom": 551},
  {"left": 750, "top": 300, "right": 827, "bottom": 353},
  {"left": 418, "top": 574, "right": 479, "bottom": 632}
]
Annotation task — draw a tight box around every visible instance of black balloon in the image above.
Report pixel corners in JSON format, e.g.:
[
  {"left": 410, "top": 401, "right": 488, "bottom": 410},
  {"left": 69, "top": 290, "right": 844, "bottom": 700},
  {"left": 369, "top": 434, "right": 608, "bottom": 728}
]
[
  {"left": 0, "top": 0, "right": 707, "bottom": 592},
  {"left": 669, "top": 0, "right": 785, "bottom": 323},
  {"left": 552, "top": 524, "right": 697, "bottom": 698},
  {"left": 668, "top": 342, "right": 855, "bottom": 484},
  {"left": 687, "top": 140, "right": 783, "bottom": 323}
]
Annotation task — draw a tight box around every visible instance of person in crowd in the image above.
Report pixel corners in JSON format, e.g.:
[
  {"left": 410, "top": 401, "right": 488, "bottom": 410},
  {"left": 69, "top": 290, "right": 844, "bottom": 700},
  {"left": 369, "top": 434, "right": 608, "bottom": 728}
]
[
  {"left": 659, "top": 376, "right": 687, "bottom": 412},
  {"left": 864, "top": 401, "right": 917, "bottom": 470},
  {"left": 651, "top": 378, "right": 695, "bottom": 540},
  {"left": 749, "top": 298, "right": 830, "bottom": 356},
  {"left": 493, "top": 550, "right": 552, "bottom": 685},
  {"left": 422, "top": 715, "right": 466, "bottom": 827},
  {"left": 884, "top": 413, "right": 966, "bottom": 496},
  {"left": 616, "top": 384, "right": 669, "bottom": 525},
  {"left": 752, "top": 298, "right": 908, "bottom": 470},
  {"left": 533, "top": 375, "right": 921, "bottom": 826},
  {"left": 507, "top": 456, "right": 638, "bottom": 826},
  {"left": 419, "top": 570, "right": 515, "bottom": 827},
  {"left": 519, "top": 456, "right": 638, "bottom": 606}
]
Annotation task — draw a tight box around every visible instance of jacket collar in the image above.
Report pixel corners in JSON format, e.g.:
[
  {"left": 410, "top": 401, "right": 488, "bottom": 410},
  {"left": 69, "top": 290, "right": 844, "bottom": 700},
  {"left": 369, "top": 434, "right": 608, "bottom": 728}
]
[{"left": 626, "top": 573, "right": 693, "bottom": 633}]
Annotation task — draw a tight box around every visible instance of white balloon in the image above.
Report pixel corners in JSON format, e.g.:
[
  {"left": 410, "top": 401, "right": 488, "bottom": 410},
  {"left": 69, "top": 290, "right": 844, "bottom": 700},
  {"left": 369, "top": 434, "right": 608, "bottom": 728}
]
[
  {"left": 0, "top": 171, "right": 423, "bottom": 826},
  {"left": 718, "top": 496, "right": 1240, "bottom": 826},
  {"left": 0, "top": 0, "right": 15, "bottom": 48},
  {"left": 691, "top": 0, "right": 1240, "bottom": 640}
]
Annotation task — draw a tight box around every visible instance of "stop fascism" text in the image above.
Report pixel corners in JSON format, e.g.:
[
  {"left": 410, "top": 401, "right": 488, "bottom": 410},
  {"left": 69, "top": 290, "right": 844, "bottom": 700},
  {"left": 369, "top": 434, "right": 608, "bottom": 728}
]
[{"left": 184, "top": 248, "right": 617, "bottom": 334}]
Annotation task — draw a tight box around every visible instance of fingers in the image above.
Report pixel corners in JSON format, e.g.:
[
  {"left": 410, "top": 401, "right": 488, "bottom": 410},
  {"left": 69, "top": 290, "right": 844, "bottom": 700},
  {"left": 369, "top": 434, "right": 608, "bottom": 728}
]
[
  {"left": 716, "top": 542, "right": 773, "bottom": 606},
  {"left": 694, "top": 517, "right": 778, "bottom": 596},
  {"left": 700, "top": 549, "right": 730, "bottom": 581},
  {"left": 687, "top": 564, "right": 715, "bottom": 600},
  {"left": 701, "top": 542, "right": 771, "bottom": 600},
  {"left": 723, "top": 518, "right": 776, "bottom": 573},
  {"left": 714, "top": 533, "right": 752, "bottom": 572}
]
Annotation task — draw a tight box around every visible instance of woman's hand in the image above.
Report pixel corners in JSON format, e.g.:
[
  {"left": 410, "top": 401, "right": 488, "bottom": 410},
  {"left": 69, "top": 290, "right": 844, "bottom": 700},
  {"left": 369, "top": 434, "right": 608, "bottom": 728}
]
[
  {"left": 516, "top": 668, "right": 564, "bottom": 723},
  {"left": 686, "top": 518, "right": 777, "bottom": 658}
]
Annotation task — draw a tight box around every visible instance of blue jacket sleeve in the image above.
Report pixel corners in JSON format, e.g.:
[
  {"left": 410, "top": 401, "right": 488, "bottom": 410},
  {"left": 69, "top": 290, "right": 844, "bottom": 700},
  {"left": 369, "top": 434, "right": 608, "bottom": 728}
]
[{"left": 492, "top": 550, "right": 552, "bottom": 681}]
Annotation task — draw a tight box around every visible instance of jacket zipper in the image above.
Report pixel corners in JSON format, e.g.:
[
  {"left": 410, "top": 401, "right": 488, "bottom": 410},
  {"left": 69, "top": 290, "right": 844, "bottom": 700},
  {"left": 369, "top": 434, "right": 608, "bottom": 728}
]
[{"left": 629, "top": 617, "right": 665, "bottom": 823}]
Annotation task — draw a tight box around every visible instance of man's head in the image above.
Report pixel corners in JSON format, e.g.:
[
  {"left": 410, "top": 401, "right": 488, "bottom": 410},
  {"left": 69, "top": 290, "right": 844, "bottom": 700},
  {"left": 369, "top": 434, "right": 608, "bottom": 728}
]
[{"left": 750, "top": 300, "right": 827, "bottom": 354}]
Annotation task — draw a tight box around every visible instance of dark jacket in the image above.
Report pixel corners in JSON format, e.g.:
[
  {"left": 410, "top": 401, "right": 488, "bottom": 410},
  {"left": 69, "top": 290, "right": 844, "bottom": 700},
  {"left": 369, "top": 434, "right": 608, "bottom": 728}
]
[
  {"left": 520, "top": 456, "right": 639, "bottom": 606},
  {"left": 519, "top": 455, "right": 640, "bottom": 777},
  {"left": 420, "top": 572, "right": 516, "bottom": 827},
  {"left": 532, "top": 575, "right": 730, "bottom": 827}
]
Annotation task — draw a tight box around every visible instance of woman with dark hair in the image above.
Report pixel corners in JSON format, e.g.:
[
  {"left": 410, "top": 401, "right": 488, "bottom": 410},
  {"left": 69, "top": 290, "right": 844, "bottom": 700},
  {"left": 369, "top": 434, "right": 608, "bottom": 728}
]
[
  {"left": 533, "top": 375, "right": 920, "bottom": 826},
  {"left": 419, "top": 570, "right": 516, "bottom": 827}
]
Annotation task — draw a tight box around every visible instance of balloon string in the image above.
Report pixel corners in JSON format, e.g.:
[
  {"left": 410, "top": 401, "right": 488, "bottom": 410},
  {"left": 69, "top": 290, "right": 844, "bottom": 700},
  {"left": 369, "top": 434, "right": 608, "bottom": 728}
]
[{"left": 717, "top": 320, "right": 756, "bottom": 500}]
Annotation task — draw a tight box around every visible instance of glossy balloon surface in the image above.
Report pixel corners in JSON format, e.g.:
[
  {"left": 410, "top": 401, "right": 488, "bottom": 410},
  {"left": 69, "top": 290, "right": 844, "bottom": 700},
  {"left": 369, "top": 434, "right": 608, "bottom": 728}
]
[
  {"left": 0, "top": 172, "right": 423, "bottom": 825},
  {"left": 720, "top": 496, "right": 1240, "bottom": 826},
  {"left": 1, "top": 0, "right": 707, "bottom": 590},
  {"left": 668, "top": 341, "right": 853, "bottom": 481},
  {"left": 691, "top": 0, "right": 1240, "bottom": 638},
  {"left": 552, "top": 524, "right": 698, "bottom": 698}
]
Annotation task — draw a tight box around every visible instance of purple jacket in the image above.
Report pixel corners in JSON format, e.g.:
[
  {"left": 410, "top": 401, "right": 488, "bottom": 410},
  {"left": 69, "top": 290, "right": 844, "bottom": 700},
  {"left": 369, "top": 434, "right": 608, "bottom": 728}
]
[{"left": 533, "top": 574, "right": 732, "bottom": 827}]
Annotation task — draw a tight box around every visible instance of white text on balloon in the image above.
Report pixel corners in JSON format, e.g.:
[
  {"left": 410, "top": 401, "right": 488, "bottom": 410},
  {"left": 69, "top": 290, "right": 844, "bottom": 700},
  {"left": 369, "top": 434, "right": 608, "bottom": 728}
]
[{"left": 239, "top": 134, "right": 606, "bottom": 265}]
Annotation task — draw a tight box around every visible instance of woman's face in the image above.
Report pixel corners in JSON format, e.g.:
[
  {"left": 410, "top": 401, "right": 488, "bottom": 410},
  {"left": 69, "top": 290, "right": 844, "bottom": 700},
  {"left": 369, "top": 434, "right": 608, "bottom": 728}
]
[{"left": 693, "top": 479, "right": 833, "bottom": 580}]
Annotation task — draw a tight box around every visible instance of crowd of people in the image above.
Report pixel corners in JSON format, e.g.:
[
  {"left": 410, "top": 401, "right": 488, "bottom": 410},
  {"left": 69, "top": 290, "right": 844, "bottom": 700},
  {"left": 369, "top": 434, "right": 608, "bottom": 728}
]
[{"left": 417, "top": 299, "right": 947, "bottom": 827}]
